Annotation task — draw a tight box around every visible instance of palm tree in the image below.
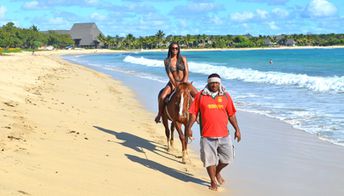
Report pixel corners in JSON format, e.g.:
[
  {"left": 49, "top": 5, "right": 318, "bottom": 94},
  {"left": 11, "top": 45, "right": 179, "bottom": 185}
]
[
  {"left": 185, "top": 34, "right": 194, "bottom": 48},
  {"left": 97, "top": 34, "right": 108, "bottom": 48},
  {"left": 155, "top": 30, "right": 165, "bottom": 48},
  {"left": 124, "top": 33, "right": 135, "bottom": 49}
]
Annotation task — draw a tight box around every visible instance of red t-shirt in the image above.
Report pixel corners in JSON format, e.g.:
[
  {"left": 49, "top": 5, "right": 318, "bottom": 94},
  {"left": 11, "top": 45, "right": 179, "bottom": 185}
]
[{"left": 189, "top": 91, "right": 236, "bottom": 137}]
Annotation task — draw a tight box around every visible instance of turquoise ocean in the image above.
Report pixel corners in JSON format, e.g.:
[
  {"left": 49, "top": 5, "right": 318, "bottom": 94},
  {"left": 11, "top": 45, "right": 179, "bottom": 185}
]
[{"left": 64, "top": 48, "right": 344, "bottom": 147}]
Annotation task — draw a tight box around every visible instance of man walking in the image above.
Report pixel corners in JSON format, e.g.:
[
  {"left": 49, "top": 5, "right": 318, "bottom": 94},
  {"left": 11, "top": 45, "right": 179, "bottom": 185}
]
[{"left": 186, "top": 73, "right": 241, "bottom": 191}]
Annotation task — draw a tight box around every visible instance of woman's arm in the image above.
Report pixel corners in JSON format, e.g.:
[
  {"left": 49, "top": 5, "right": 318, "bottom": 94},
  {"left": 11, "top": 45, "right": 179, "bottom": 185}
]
[{"left": 182, "top": 56, "right": 189, "bottom": 82}]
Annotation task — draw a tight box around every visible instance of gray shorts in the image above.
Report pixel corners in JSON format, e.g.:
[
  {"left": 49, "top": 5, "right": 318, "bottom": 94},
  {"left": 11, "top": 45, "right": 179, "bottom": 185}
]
[{"left": 200, "top": 135, "right": 234, "bottom": 168}]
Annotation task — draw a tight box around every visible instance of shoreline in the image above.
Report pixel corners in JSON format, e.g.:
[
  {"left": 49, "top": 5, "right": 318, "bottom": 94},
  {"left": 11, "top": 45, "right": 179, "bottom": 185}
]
[
  {"left": 61, "top": 48, "right": 344, "bottom": 149},
  {"left": 2, "top": 50, "right": 344, "bottom": 195},
  {"left": 5, "top": 44, "right": 342, "bottom": 57},
  {"left": 60, "top": 50, "right": 344, "bottom": 196}
]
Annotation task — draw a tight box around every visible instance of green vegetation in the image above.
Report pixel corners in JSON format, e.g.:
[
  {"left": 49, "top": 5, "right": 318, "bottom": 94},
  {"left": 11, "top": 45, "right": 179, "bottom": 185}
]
[
  {"left": 0, "top": 22, "right": 74, "bottom": 54},
  {"left": 0, "top": 22, "right": 343, "bottom": 54},
  {"left": 99, "top": 30, "right": 344, "bottom": 50}
]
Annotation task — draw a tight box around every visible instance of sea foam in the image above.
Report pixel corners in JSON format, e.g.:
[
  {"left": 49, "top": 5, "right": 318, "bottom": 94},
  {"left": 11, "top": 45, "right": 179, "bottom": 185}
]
[{"left": 123, "top": 55, "right": 344, "bottom": 93}]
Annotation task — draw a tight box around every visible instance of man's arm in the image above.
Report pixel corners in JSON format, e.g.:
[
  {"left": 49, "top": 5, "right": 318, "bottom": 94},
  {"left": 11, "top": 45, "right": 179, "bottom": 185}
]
[{"left": 229, "top": 114, "right": 241, "bottom": 142}]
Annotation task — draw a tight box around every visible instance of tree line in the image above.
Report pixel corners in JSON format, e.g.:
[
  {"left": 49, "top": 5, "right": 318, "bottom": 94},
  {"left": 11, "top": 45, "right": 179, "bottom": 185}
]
[
  {"left": 0, "top": 22, "right": 74, "bottom": 52},
  {"left": 1, "top": 22, "right": 343, "bottom": 52},
  {"left": 98, "top": 30, "right": 344, "bottom": 49}
]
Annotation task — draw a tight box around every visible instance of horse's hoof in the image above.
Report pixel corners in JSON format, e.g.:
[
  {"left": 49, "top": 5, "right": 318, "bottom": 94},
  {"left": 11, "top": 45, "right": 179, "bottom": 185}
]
[
  {"left": 182, "top": 156, "right": 187, "bottom": 164},
  {"left": 182, "top": 158, "right": 186, "bottom": 164}
]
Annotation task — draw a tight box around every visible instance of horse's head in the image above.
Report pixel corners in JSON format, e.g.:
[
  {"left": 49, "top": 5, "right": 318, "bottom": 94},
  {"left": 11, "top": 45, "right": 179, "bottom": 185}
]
[{"left": 175, "top": 82, "right": 193, "bottom": 119}]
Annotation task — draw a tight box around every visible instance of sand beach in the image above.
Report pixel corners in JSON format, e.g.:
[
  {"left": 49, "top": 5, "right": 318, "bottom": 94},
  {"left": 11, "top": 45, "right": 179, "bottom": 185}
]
[
  {"left": 1, "top": 49, "right": 344, "bottom": 196},
  {"left": 0, "top": 50, "right": 215, "bottom": 195}
]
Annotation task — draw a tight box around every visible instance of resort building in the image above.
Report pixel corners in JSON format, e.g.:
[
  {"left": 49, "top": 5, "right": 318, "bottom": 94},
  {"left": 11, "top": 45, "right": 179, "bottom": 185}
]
[
  {"left": 285, "top": 39, "right": 296, "bottom": 46},
  {"left": 70, "top": 23, "right": 103, "bottom": 48},
  {"left": 45, "top": 22, "right": 103, "bottom": 48}
]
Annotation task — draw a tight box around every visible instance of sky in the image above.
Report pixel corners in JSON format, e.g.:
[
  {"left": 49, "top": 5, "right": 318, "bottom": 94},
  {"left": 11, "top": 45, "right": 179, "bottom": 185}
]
[{"left": 0, "top": 0, "right": 343, "bottom": 37}]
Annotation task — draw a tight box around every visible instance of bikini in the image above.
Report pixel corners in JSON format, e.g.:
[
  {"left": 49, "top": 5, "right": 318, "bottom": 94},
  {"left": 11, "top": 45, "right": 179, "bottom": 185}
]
[
  {"left": 168, "top": 57, "right": 185, "bottom": 73},
  {"left": 166, "top": 57, "right": 185, "bottom": 88}
]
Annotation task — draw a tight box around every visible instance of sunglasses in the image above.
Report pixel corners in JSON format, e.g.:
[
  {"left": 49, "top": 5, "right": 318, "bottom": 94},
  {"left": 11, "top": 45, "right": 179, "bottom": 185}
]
[{"left": 171, "top": 47, "right": 179, "bottom": 50}]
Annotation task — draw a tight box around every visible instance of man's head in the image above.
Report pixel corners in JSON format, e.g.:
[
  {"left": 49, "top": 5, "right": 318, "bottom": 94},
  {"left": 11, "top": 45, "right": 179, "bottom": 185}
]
[{"left": 207, "top": 73, "right": 221, "bottom": 93}]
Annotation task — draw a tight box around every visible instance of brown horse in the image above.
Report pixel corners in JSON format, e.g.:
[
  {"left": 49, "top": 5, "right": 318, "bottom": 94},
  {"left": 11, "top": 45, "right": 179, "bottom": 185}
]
[{"left": 161, "top": 82, "right": 194, "bottom": 163}]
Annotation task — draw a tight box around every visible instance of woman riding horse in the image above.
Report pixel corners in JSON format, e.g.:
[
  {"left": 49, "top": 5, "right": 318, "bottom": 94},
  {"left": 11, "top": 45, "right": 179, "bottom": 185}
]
[{"left": 155, "top": 42, "right": 197, "bottom": 123}]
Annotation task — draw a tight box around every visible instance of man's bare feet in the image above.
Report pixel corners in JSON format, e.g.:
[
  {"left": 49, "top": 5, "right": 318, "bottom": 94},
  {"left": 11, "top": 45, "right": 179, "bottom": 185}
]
[
  {"left": 209, "top": 181, "right": 218, "bottom": 191},
  {"left": 216, "top": 174, "right": 225, "bottom": 185}
]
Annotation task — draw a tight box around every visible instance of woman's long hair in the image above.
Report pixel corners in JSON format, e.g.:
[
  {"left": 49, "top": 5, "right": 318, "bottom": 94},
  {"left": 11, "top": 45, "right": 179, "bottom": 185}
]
[{"left": 167, "top": 42, "right": 181, "bottom": 59}]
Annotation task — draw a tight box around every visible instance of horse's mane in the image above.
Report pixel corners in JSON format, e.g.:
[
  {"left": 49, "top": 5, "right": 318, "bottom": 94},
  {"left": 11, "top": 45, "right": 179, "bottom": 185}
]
[{"left": 176, "top": 82, "right": 191, "bottom": 91}]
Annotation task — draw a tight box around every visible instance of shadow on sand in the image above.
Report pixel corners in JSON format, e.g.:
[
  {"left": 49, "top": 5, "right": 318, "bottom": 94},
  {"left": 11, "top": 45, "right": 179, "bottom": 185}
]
[
  {"left": 126, "top": 154, "right": 208, "bottom": 185},
  {"left": 93, "top": 126, "right": 184, "bottom": 163},
  {"left": 94, "top": 125, "right": 159, "bottom": 153},
  {"left": 93, "top": 125, "right": 208, "bottom": 186}
]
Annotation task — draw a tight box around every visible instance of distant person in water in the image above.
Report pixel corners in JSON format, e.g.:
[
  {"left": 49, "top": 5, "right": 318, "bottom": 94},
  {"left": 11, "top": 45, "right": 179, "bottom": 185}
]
[
  {"left": 186, "top": 73, "right": 241, "bottom": 191},
  {"left": 269, "top": 59, "right": 273, "bottom": 64},
  {"left": 154, "top": 42, "right": 197, "bottom": 123}
]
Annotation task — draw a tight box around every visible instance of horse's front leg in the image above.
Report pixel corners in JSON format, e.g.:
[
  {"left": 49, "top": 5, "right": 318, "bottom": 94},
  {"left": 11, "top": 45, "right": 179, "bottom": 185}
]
[
  {"left": 183, "top": 122, "right": 189, "bottom": 155},
  {"left": 162, "top": 116, "right": 170, "bottom": 151},
  {"left": 170, "top": 122, "right": 175, "bottom": 149},
  {"left": 175, "top": 122, "right": 187, "bottom": 163}
]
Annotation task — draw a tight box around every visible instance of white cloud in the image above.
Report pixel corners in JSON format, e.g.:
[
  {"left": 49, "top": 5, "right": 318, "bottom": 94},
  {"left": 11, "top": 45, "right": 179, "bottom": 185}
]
[
  {"left": 0, "top": 6, "right": 6, "bottom": 18},
  {"left": 210, "top": 15, "right": 223, "bottom": 25},
  {"left": 230, "top": 11, "right": 254, "bottom": 22},
  {"left": 152, "top": 20, "right": 165, "bottom": 26},
  {"left": 267, "top": 21, "right": 279, "bottom": 30},
  {"left": 240, "top": 0, "right": 289, "bottom": 5},
  {"left": 48, "top": 17, "right": 67, "bottom": 25},
  {"left": 177, "top": 19, "right": 186, "bottom": 28},
  {"left": 85, "top": 0, "right": 98, "bottom": 5},
  {"left": 230, "top": 9, "right": 272, "bottom": 22},
  {"left": 188, "top": 3, "right": 218, "bottom": 12},
  {"left": 256, "top": 9, "right": 268, "bottom": 19},
  {"left": 23, "top": 1, "right": 40, "bottom": 9},
  {"left": 305, "top": 0, "right": 337, "bottom": 17},
  {"left": 272, "top": 8, "right": 289, "bottom": 18},
  {"left": 90, "top": 12, "right": 107, "bottom": 21}
]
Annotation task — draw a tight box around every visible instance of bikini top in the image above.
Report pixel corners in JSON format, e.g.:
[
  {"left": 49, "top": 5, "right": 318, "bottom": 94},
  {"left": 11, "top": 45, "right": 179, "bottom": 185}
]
[{"left": 166, "top": 57, "right": 185, "bottom": 72}]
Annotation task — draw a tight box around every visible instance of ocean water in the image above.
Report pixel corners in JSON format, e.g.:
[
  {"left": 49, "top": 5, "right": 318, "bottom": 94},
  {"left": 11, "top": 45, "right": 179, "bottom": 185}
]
[{"left": 64, "top": 48, "right": 344, "bottom": 146}]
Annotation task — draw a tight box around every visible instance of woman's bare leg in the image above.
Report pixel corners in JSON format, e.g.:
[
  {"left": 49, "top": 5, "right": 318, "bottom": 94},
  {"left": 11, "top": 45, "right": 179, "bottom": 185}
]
[{"left": 155, "top": 85, "right": 172, "bottom": 123}]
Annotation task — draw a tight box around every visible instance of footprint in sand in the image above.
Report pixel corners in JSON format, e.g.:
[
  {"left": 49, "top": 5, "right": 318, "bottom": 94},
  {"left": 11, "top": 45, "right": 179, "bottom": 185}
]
[
  {"left": 17, "top": 190, "right": 30, "bottom": 195},
  {"left": 3, "top": 101, "right": 17, "bottom": 107}
]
